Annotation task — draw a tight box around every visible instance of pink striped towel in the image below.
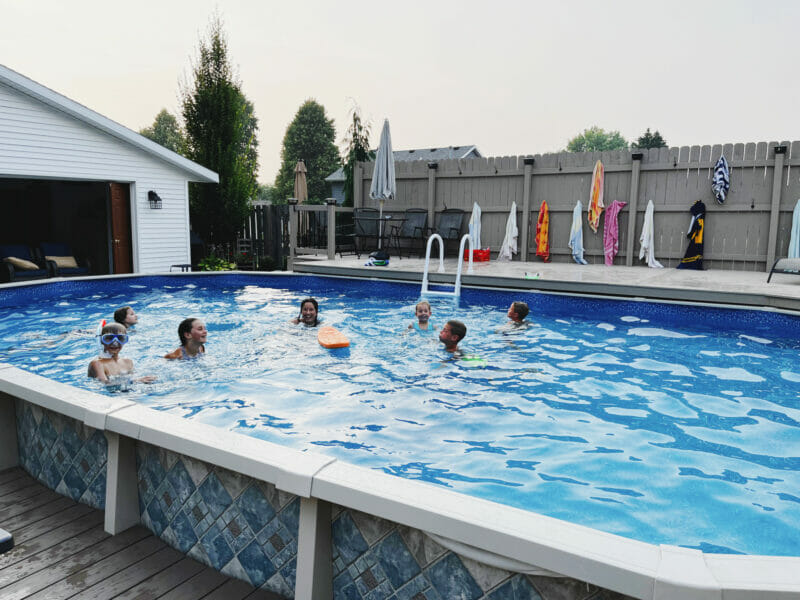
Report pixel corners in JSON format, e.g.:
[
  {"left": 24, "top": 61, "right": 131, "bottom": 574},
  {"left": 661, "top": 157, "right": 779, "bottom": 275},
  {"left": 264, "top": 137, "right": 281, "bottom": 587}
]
[{"left": 603, "top": 200, "right": 627, "bottom": 265}]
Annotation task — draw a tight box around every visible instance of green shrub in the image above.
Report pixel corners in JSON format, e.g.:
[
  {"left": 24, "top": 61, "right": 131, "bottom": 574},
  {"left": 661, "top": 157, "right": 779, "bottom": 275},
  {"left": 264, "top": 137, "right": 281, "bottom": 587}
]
[{"left": 199, "top": 255, "right": 236, "bottom": 271}]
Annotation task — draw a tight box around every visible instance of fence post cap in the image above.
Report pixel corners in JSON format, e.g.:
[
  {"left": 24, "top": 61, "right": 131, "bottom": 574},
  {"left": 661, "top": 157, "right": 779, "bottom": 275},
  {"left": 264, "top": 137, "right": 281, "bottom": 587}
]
[
  {"left": 523, "top": 157, "right": 535, "bottom": 166},
  {"left": 288, "top": 198, "right": 298, "bottom": 205},
  {"left": 325, "top": 198, "right": 337, "bottom": 205}
]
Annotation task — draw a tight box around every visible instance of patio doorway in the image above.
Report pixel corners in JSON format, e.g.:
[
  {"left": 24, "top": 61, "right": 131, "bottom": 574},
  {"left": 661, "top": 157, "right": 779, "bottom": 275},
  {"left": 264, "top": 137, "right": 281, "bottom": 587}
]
[{"left": 109, "top": 183, "right": 132, "bottom": 273}]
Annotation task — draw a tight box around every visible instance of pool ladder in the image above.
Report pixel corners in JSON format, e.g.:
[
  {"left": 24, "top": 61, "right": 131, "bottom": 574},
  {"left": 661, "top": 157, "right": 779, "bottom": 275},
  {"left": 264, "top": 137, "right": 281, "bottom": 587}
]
[{"left": 421, "top": 233, "right": 474, "bottom": 298}]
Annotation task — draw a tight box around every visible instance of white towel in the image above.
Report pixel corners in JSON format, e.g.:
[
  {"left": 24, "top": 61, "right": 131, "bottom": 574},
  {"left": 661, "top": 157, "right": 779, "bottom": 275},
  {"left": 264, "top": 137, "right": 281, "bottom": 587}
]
[
  {"left": 498, "top": 201, "right": 518, "bottom": 261},
  {"left": 788, "top": 199, "right": 800, "bottom": 259},
  {"left": 568, "top": 201, "right": 588, "bottom": 265},
  {"left": 638, "top": 200, "right": 663, "bottom": 268},
  {"left": 468, "top": 202, "right": 482, "bottom": 249}
]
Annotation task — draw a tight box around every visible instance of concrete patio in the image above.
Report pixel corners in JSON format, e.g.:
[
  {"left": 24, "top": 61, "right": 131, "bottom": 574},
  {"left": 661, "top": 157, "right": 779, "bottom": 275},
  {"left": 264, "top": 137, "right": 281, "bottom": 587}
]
[{"left": 291, "top": 253, "right": 800, "bottom": 312}]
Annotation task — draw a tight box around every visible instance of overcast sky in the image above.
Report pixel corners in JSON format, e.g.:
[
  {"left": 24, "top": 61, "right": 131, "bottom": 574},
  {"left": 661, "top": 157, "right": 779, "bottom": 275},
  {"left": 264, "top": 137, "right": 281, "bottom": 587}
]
[{"left": 2, "top": 1, "right": 798, "bottom": 184}]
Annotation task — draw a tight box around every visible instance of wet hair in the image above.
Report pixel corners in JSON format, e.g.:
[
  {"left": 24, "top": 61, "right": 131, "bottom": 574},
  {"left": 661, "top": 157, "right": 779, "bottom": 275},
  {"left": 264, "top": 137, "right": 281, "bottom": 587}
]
[
  {"left": 113, "top": 306, "right": 132, "bottom": 325},
  {"left": 415, "top": 300, "right": 432, "bottom": 312},
  {"left": 511, "top": 301, "right": 529, "bottom": 320},
  {"left": 178, "top": 318, "right": 200, "bottom": 346},
  {"left": 102, "top": 322, "right": 126, "bottom": 336},
  {"left": 446, "top": 320, "right": 467, "bottom": 342},
  {"left": 298, "top": 298, "right": 319, "bottom": 326}
]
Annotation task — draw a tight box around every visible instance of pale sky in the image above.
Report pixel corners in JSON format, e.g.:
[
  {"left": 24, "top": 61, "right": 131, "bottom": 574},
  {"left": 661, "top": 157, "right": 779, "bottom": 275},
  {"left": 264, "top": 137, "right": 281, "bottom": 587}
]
[{"left": 2, "top": 1, "right": 798, "bottom": 184}]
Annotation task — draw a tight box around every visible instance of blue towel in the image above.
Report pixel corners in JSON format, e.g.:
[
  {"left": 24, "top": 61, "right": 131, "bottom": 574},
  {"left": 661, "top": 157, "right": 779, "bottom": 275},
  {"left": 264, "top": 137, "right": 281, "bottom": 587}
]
[
  {"left": 711, "top": 156, "right": 730, "bottom": 204},
  {"left": 789, "top": 199, "right": 800, "bottom": 259},
  {"left": 568, "top": 201, "right": 588, "bottom": 265}
]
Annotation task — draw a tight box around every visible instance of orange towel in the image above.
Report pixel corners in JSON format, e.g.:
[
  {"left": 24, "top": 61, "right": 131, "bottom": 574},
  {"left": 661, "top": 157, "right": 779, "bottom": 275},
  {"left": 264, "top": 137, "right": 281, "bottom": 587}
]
[
  {"left": 535, "top": 200, "right": 550, "bottom": 262},
  {"left": 588, "top": 160, "right": 604, "bottom": 233}
]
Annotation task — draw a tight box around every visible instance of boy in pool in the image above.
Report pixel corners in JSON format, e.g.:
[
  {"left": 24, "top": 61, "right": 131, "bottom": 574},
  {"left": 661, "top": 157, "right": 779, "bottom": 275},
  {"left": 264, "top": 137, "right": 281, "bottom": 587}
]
[
  {"left": 88, "top": 323, "right": 154, "bottom": 385},
  {"left": 507, "top": 301, "right": 529, "bottom": 325},
  {"left": 291, "top": 298, "right": 320, "bottom": 327},
  {"left": 439, "top": 320, "right": 467, "bottom": 354},
  {"left": 408, "top": 300, "right": 437, "bottom": 332},
  {"left": 113, "top": 306, "right": 138, "bottom": 329},
  {"left": 164, "top": 318, "right": 207, "bottom": 359}
]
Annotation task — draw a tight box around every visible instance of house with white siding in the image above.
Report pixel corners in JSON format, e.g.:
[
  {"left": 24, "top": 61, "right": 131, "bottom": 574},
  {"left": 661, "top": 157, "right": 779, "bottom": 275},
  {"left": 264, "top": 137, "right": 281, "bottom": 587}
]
[{"left": 0, "top": 63, "right": 218, "bottom": 275}]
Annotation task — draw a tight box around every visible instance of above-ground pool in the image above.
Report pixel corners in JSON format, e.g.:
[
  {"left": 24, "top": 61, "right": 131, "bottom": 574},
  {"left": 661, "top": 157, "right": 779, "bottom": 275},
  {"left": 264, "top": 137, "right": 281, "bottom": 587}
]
[{"left": 1, "top": 274, "right": 799, "bottom": 557}]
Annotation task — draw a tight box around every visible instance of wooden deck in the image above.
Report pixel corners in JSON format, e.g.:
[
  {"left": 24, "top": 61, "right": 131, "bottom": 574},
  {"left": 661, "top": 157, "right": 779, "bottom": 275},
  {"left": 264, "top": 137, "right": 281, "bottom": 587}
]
[{"left": 0, "top": 467, "right": 283, "bottom": 600}]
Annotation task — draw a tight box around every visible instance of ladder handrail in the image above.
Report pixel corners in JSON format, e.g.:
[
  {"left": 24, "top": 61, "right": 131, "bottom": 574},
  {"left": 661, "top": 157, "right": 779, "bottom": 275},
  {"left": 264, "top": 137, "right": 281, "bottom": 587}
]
[{"left": 421, "top": 234, "right": 474, "bottom": 297}]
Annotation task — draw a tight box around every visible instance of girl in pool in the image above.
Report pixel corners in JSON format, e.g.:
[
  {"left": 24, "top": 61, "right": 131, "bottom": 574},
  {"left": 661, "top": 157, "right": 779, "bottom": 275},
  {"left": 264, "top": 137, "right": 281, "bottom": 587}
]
[
  {"left": 164, "top": 318, "right": 207, "bottom": 359},
  {"left": 291, "top": 298, "right": 320, "bottom": 327},
  {"left": 408, "top": 300, "right": 436, "bottom": 332},
  {"left": 113, "top": 306, "right": 138, "bottom": 330},
  {"left": 88, "top": 322, "right": 154, "bottom": 385}
]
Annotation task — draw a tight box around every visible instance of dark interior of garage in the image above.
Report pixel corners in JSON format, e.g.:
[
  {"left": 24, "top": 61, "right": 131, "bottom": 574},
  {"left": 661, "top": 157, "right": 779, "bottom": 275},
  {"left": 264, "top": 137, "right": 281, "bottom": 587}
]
[{"left": 0, "top": 178, "right": 112, "bottom": 276}]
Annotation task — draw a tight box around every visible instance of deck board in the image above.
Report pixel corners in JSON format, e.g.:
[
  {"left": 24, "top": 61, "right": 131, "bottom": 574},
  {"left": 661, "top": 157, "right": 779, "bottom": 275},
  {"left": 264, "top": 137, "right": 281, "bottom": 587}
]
[{"left": 0, "top": 468, "right": 285, "bottom": 599}]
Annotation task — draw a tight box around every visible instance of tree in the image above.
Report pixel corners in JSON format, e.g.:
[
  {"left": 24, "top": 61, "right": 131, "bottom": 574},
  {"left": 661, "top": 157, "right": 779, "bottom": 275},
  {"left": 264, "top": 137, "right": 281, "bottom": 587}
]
[
  {"left": 181, "top": 15, "right": 259, "bottom": 244},
  {"left": 139, "top": 109, "right": 186, "bottom": 155},
  {"left": 632, "top": 128, "right": 667, "bottom": 149},
  {"left": 340, "top": 105, "right": 373, "bottom": 207},
  {"left": 275, "top": 100, "right": 340, "bottom": 204},
  {"left": 566, "top": 126, "right": 628, "bottom": 152},
  {"left": 256, "top": 183, "right": 276, "bottom": 204}
]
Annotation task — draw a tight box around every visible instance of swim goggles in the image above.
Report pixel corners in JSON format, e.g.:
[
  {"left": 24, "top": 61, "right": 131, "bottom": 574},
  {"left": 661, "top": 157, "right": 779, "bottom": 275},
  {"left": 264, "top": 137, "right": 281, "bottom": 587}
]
[{"left": 99, "top": 333, "right": 129, "bottom": 345}]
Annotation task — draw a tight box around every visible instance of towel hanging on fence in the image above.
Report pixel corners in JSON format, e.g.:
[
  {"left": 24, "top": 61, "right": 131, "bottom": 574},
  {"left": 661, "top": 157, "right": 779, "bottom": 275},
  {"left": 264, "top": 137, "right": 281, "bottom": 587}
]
[
  {"left": 468, "top": 202, "right": 482, "bottom": 249},
  {"left": 569, "top": 200, "right": 588, "bottom": 265},
  {"left": 638, "top": 200, "right": 663, "bottom": 268},
  {"left": 535, "top": 200, "right": 550, "bottom": 262},
  {"left": 677, "top": 200, "right": 706, "bottom": 270},
  {"left": 603, "top": 200, "right": 627, "bottom": 265},
  {"left": 498, "top": 201, "right": 518, "bottom": 261},
  {"left": 711, "top": 156, "right": 730, "bottom": 204},
  {"left": 588, "top": 160, "right": 605, "bottom": 232},
  {"left": 788, "top": 199, "right": 800, "bottom": 259}
]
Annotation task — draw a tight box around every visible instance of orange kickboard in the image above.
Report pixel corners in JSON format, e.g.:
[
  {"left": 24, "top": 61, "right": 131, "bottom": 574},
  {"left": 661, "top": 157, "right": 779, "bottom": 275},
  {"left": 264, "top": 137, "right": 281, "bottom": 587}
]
[{"left": 318, "top": 326, "right": 350, "bottom": 349}]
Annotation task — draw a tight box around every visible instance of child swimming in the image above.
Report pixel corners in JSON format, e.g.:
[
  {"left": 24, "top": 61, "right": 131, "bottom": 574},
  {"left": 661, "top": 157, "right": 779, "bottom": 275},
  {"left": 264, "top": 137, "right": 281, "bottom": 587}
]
[
  {"left": 291, "top": 298, "right": 320, "bottom": 327},
  {"left": 88, "top": 322, "right": 154, "bottom": 386},
  {"left": 164, "top": 318, "right": 207, "bottom": 359},
  {"left": 113, "top": 306, "right": 138, "bottom": 329},
  {"left": 408, "top": 300, "right": 436, "bottom": 332},
  {"left": 439, "top": 319, "right": 467, "bottom": 355}
]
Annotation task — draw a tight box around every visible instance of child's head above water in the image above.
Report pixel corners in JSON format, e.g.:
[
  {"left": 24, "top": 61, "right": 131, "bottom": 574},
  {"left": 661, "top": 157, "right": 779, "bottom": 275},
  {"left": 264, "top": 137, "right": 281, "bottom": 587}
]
[
  {"left": 415, "top": 300, "right": 432, "bottom": 323},
  {"left": 99, "top": 322, "right": 128, "bottom": 351},
  {"left": 508, "top": 301, "right": 529, "bottom": 322},
  {"left": 297, "top": 298, "right": 319, "bottom": 326},
  {"left": 113, "top": 306, "right": 138, "bottom": 328},
  {"left": 178, "top": 318, "right": 207, "bottom": 347}
]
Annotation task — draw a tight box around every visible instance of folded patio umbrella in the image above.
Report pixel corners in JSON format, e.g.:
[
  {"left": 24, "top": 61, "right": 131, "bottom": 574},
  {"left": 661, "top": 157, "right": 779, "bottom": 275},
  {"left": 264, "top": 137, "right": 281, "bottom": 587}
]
[
  {"left": 569, "top": 200, "right": 588, "bottom": 265},
  {"left": 789, "top": 199, "right": 800, "bottom": 259},
  {"left": 498, "top": 201, "right": 518, "bottom": 261},
  {"left": 603, "top": 200, "right": 627, "bottom": 265},
  {"left": 711, "top": 155, "right": 730, "bottom": 204},
  {"left": 370, "top": 119, "right": 396, "bottom": 249},
  {"left": 293, "top": 160, "right": 308, "bottom": 204},
  {"left": 535, "top": 200, "right": 550, "bottom": 262},
  {"left": 468, "top": 202, "right": 482, "bottom": 249},
  {"left": 588, "top": 160, "right": 605, "bottom": 232},
  {"left": 638, "top": 200, "right": 663, "bottom": 268}
]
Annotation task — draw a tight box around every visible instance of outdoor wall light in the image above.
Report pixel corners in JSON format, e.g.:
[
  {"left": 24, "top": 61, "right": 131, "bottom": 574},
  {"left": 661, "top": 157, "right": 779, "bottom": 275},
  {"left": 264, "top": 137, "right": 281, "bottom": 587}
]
[
  {"left": 775, "top": 145, "right": 788, "bottom": 155},
  {"left": 288, "top": 198, "right": 298, "bottom": 205},
  {"left": 147, "top": 191, "right": 163, "bottom": 209},
  {"left": 427, "top": 162, "right": 438, "bottom": 170},
  {"left": 631, "top": 152, "right": 644, "bottom": 161},
  {"left": 523, "top": 157, "right": 535, "bottom": 166}
]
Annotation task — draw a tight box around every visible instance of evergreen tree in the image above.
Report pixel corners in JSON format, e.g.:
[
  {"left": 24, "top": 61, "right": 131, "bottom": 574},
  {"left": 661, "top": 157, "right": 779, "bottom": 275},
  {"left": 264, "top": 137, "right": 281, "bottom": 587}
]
[
  {"left": 182, "top": 15, "right": 259, "bottom": 243},
  {"left": 139, "top": 109, "right": 186, "bottom": 155},
  {"left": 275, "top": 100, "right": 340, "bottom": 204},
  {"left": 566, "top": 126, "right": 628, "bottom": 152},
  {"left": 632, "top": 128, "right": 667, "bottom": 149},
  {"left": 341, "top": 106, "right": 373, "bottom": 207}
]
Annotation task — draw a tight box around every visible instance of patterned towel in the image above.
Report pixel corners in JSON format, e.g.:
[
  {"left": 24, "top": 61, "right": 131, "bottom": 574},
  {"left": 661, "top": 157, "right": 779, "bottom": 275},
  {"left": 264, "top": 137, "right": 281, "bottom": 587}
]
[
  {"left": 603, "top": 200, "right": 627, "bottom": 265},
  {"left": 535, "top": 200, "right": 550, "bottom": 262},
  {"left": 588, "top": 160, "right": 605, "bottom": 232},
  {"left": 711, "top": 156, "right": 730, "bottom": 204}
]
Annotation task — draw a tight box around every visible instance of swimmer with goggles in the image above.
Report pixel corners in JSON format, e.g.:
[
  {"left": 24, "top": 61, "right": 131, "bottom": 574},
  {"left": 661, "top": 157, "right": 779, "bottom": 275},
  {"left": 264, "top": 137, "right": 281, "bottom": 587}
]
[{"left": 88, "top": 323, "right": 154, "bottom": 385}]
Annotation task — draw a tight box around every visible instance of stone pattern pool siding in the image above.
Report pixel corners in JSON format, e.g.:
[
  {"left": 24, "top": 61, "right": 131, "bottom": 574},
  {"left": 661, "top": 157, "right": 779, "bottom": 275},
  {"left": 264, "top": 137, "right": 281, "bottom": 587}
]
[
  {"left": 332, "top": 507, "right": 634, "bottom": 600},
  {"left": 135, "top": 443, "right": 299, "bottom": 598},
  {"left": 15, "top": 399, "right": 107, "bottom": 509}
]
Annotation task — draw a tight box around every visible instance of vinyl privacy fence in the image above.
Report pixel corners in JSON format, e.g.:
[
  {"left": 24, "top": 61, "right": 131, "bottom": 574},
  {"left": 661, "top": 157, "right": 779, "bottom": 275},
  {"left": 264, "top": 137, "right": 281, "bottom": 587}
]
[{"left": 352, "top": 141, "right": 800, "bottom": 271}]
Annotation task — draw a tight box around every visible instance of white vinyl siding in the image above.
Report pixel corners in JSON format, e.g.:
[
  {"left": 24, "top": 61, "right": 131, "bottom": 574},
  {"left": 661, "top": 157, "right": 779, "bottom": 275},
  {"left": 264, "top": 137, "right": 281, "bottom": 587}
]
[{"left": 0, "top": 82, "right": 201, "bottom": 273}]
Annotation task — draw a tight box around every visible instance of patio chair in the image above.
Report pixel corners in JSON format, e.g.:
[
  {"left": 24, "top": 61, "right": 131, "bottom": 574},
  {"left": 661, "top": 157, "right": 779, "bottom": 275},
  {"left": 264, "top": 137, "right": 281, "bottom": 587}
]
[
  {"left": 767, "top": 257, "right": 800, "bottom": 283},
  {"left": 352, "top": 207, "right": 382, "bottom": 257},
  {"left": 390, "top": 208, "right": 428, "bottom": 258},
  {"left": 39, "top": 242, "right": 91, "bottom": 277},
  {"left": 430, "top": 208, "right": 467, "bottom": 255},
  {"left": 0, "top": 244, "right": 51, "bottom": 283}
]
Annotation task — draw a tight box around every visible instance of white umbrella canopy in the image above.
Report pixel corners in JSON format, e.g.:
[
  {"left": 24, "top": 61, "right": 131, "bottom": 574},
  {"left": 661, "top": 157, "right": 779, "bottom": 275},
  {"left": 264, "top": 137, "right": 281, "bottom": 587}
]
[{"left": 370, "top": 119, "right": 396, "bottom": 249}]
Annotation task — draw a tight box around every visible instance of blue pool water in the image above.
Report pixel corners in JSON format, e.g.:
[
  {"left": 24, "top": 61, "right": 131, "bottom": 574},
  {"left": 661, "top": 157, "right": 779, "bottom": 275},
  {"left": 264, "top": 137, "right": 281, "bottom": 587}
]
[{"left": 1, "top": 274, "right": 799, "bottom": 556}]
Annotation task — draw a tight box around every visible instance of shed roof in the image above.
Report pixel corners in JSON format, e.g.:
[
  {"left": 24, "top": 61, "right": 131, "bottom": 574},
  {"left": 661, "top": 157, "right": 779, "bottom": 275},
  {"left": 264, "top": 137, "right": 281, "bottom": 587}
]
[
  {"left": 326, "top": 145, "right": 481, "bottom": 182},
  {"left": 0, "top": 63, "right": 218, "bottom": 183}
]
